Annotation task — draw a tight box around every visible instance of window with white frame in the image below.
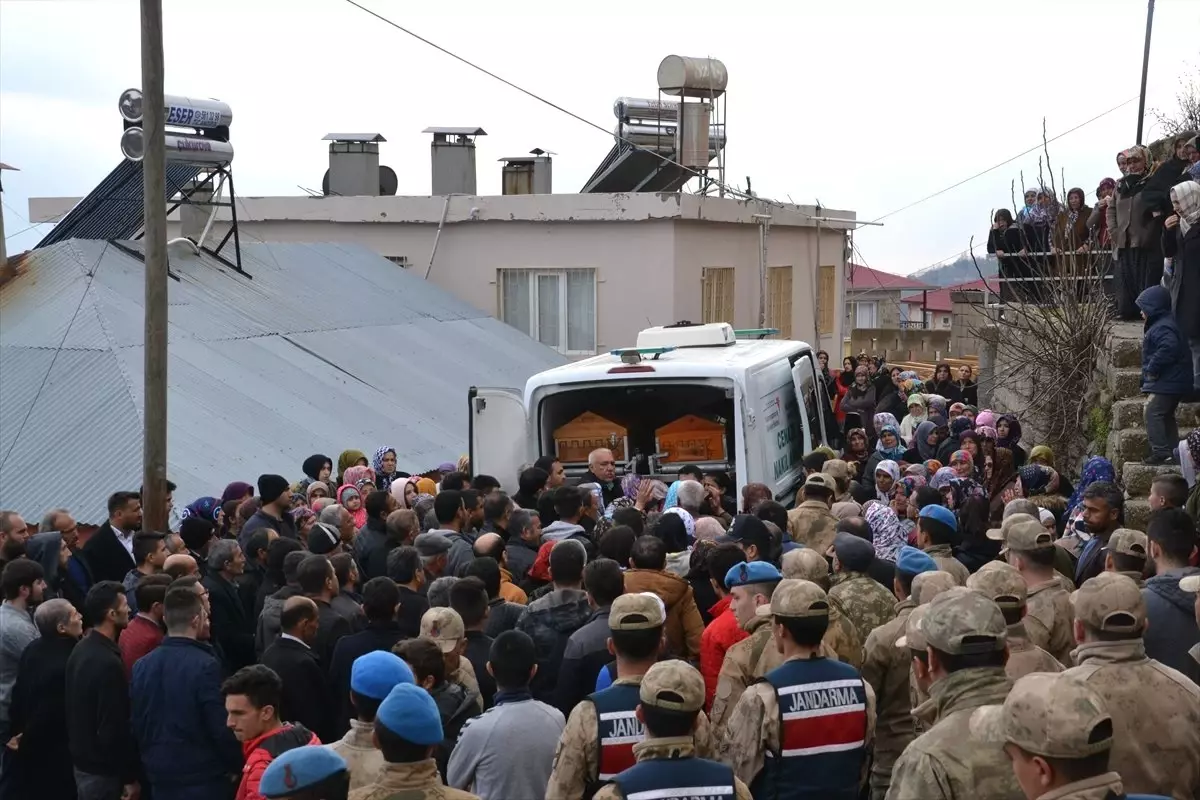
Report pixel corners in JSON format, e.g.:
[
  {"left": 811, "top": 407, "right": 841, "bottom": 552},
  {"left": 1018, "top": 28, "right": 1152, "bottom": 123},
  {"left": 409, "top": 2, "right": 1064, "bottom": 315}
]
[
  {"left": 854, "top": 301, "right": 878, "bottom": 329},
  {"left": 499, "top": 268, "right": 597, "bottom": 354}
]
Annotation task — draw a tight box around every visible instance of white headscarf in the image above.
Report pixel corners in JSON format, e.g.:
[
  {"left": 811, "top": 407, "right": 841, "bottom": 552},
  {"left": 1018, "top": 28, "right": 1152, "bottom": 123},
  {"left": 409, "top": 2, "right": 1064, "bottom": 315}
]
[{"left": 1171, "top": 181, "right": 1200, "bottom": 235}]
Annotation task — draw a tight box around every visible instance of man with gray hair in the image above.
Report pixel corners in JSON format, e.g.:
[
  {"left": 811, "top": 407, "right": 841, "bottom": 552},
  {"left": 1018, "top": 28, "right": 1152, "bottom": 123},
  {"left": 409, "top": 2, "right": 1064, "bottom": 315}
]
[
  {"left": 427, "top": 576, "right": 459, "bottom": 609},
  {"left": 385, "top": 509, "right": 419, "bottom": 548},
  {"left": 506, "top": 508, "right": 541, "bottom": 584},
  {"left": 38, "top": 509, "right": 78, "bottom": 551},
  {"left": 318, "top": 504, "right": 355, "bottom": 548},
  {"left": 675, "top": 479, "right": 707, "bottom": 518},
  {"left": 203, "top": 539, "right": 254, "bottom": 672},
  {"left": 584, "top": 448, "right": 620, "bottom": 507}
]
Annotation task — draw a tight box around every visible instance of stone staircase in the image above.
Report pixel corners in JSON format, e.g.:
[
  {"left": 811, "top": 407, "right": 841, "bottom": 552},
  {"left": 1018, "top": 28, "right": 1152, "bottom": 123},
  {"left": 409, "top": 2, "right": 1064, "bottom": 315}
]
[{"left": 1100, "top": 322, "right": 1198, "bottom": 529}]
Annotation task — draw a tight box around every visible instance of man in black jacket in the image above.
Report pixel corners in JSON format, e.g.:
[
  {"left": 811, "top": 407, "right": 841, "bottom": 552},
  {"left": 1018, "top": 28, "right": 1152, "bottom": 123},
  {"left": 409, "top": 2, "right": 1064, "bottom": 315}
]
[
  {"left": 328, "top": 577, "right": 406, "bottom": 735},
  {"left": 296, "top": 555, "right": 352, "bottom": 670},
  {"left": 582, "top": 448, "right": 621, "bottom": 508},
  {"left": 354, "top": 490, "right": 393, "bottom": 582},
  {"left": 260, "top": 596, "right": 336, "bottom": 744},
  {"left": 465, "top": 556, "right": 524, "bottom": 638},
  {"left": 204, "top": 539, "right": 255, "bottom": 673},
  {"left": 388, "top": 546, "right": 428, "bottom": 639},
  {"left": 238, "top": 529, "right": 276, "bottom": 622},
  {"left": 82, "top": 492, "right": 142, "bottom": 585},
  {"left": 65, "top": 581, "right": 139, "bottom": 800},
  {"left": 504, "top": 509, "right": 541, "bottom": 585},
  {"left": 449, "top": 577, "right": 495, "bottom": 708}
]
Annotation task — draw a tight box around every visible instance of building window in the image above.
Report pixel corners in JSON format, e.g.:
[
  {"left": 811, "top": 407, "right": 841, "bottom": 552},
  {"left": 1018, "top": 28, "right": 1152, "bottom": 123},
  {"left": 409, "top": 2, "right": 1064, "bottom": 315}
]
[
  {"left": 499, "top": 268, "right": 597, "bottom": 354},
  {"left": 854, "top": 301, "right": 877, "bottom": 329},
  {"left": 384, "top": 255, "right": 410, "bottom": 268},
  {"left": 767, "top": 266, "right": 792, "bottom": 338},
  {"left": 942, "top": 316, "right": 951, "bottom": 327},
  {"left": 817, "top": 265, "right": 836, "bottom": 335},
  {"left": 701, "top": 267, "right": 735, "bottom": 325}
]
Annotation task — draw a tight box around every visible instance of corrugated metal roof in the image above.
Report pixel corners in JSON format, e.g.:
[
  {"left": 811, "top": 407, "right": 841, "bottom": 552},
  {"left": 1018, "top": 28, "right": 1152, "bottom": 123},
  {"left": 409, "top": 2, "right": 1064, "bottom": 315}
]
[
  {"left": 35, "top": 160, "right": 203, "bottom": 248},
  {"left": 0, "top": 239, "right": 566, "bottom": 522}
]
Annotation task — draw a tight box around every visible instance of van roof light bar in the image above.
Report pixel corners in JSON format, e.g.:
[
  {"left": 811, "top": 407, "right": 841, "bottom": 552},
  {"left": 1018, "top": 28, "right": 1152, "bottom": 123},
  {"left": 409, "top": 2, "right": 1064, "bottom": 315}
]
[
  {"left": 609, "top": 346, "right": 676, "bottom": 362},
  {"left": 733, "top": 328, "right": 780, "bottom": 340}
]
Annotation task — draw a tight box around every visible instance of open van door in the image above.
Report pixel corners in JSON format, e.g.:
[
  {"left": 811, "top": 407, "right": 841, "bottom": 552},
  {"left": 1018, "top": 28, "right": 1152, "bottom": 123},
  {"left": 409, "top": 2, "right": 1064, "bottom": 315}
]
[
  {"left": 789, "top": 352, "right": 828, "bottom": 452},
  {"left": 467, "top": 387, "right": 528, "bottom": 492}
]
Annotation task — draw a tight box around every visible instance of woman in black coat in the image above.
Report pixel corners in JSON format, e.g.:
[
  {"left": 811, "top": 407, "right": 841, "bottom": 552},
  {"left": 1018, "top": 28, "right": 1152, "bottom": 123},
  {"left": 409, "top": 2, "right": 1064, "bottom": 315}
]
[{"left": 1164, "top": 180, "right": 1200, "bottom": 393}]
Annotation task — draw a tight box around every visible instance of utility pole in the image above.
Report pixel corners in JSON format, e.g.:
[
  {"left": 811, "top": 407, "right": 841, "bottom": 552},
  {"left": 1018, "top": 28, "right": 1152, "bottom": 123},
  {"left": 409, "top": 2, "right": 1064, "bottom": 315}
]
[
  {"left": 141, "top": 0, "right": 169, "bottom": 533},
  {"left": 1135, "top": 0, "right": 1155, "bottom": 144},
  {"left": 753, "top": 212, "right": 772, "bottom": 328}
]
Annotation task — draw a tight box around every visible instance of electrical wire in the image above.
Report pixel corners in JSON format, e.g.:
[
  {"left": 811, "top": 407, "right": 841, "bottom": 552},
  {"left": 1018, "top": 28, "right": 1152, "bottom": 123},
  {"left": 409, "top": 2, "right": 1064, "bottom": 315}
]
[{"left": 4, "top": 221, "right": 46, "bottom": 241}]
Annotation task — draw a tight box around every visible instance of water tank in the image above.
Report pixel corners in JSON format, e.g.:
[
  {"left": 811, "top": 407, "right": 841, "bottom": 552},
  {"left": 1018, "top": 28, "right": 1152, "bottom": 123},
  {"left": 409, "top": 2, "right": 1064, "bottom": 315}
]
[
  {"left": 615, "top": 123, "right": 726, "bottom": 151},
  {"left": 613, "top": 96, "right": 679, "bottom": 123},
  {"left": 675, "top": 103, "right": 711, "bottom": 168},
  {"left": 657, "top": 56, "right": 728, "bottom": 98}
]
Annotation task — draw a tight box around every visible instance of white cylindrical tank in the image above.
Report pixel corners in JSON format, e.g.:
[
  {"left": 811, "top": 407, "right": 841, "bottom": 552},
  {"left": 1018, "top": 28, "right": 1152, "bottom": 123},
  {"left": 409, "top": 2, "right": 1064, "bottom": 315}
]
[
  {"left": 675, "top": 102, "right": 712, "bottom": 167},
  {"left": 613, "top": 96, "right": 680, "bottom": 123},
  {"left": 616, "top": 122, "right": 726, "bottom": 149},
  {"left": 656, "top": 56, "right": 728, "bottom": 98},
  {"left": 121, "top": 128, "right": 235, "bottom": 165},
  {"left": 119, "top": 88, "right": 234, "bottom": 131}
]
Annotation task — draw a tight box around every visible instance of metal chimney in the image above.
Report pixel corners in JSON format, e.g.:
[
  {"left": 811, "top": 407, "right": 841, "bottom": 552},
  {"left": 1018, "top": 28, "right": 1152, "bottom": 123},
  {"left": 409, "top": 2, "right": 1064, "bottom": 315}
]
[
  {"left": 424, "top": 127, "right": 487, "bottom": 195},
  {"left": 500, "top": 149, "right": 553, "bottom": 195},
  {"left": 322, "top": 133, "right": 385, "bottom": 196}
]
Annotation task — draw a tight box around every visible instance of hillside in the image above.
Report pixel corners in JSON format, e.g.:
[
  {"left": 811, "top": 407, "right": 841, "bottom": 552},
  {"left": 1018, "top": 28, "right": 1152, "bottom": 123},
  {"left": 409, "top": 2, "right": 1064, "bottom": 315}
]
[{"left": 912, "top": 254, "right": 998, "bottom": 287}]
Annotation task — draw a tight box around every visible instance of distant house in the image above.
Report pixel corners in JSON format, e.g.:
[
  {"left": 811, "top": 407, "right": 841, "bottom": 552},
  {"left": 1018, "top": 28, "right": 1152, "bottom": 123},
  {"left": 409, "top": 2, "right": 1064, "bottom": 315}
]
[
  {"left": 901, "top": 277, "right": 999, "bottom": 332},
  {"left": 844, "top": 263, "right": 933, "bottom": 333}
]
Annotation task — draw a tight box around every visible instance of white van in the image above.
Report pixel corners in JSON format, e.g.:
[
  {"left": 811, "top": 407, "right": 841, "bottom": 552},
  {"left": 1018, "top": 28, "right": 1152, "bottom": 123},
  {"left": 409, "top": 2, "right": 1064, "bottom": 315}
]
[{"left": 468, "top": 322, "right": 837, "bottom": 506}]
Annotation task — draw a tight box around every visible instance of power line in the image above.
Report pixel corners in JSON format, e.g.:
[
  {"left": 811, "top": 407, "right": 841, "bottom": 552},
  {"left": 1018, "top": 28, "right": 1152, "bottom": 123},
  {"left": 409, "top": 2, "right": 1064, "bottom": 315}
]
[
  {"left": 4, "top": 221, "right": 46, "bottom": 241},
  {"left": 867, "top": 96, "right": 1139, "bottom": 223}
]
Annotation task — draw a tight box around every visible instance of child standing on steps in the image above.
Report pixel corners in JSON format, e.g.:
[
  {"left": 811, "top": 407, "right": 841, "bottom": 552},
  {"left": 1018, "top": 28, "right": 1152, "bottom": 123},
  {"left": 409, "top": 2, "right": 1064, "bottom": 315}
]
[{"left": 1137, "top": 285, "right": 1194, "bottom": 465}]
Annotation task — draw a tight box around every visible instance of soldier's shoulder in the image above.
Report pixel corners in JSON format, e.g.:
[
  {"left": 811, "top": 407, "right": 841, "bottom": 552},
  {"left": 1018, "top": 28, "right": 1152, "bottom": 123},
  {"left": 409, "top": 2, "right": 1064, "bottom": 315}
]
[{"left": 1146, "top": 658, "right": 1200, "bottom": 701}]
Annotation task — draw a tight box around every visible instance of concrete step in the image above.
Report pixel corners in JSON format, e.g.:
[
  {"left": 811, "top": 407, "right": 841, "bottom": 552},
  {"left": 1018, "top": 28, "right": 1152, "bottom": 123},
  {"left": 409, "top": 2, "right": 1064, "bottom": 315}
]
[
  {"left": 1106, "top": 368, "right": 1144, "bottom": 402},
  {"left": 1103, "top": 332, "right": 1144, "bottom": 371},
  {"left": 1121, "top": 461, "right": 1184, "bottom": 498},
  {"left": 1111, "top": 399, "right": 1200, "bottom": 430},
  {"left": 1123, "top": 499, "right": 1152, "bottom": 532},
  {"left": 1105, "top": 426, "right": 1197, "bottom": 471}
]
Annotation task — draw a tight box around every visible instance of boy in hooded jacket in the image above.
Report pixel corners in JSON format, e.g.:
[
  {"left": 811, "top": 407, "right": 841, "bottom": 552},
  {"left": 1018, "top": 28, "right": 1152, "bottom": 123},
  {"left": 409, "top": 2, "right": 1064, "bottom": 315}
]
[{"left": 1138, "top": 285, "right": 1195, "bottom": 465}]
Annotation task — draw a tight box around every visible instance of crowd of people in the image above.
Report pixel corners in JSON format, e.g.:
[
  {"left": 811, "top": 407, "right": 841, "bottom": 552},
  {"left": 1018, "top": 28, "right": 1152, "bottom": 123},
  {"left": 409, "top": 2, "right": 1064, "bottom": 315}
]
[
  {"left": 985, "top": 133, "right": 1200, "bottom": 392},
  {"left": 1, "top": 421, "right": 1199, "bottom": 800}
]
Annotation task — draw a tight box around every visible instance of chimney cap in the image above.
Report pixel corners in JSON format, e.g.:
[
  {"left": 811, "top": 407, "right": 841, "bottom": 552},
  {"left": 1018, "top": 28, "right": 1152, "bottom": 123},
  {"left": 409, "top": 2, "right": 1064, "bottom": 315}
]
[
  {"left": 423, "top": 126, "right": 487, "bottom": 137},
  {"left": 322, "top": 133, "right": 387, "bottom": 142}
]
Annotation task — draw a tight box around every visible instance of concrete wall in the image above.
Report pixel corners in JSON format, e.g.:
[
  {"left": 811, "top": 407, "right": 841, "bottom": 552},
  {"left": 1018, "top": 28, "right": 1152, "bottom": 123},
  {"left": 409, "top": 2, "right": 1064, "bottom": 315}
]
[
  {"left": 950, "top": 290, "right": 995, "bottom": 356},
  {"left": 849, "top": 328, "right": 952, "bottom": 361}
]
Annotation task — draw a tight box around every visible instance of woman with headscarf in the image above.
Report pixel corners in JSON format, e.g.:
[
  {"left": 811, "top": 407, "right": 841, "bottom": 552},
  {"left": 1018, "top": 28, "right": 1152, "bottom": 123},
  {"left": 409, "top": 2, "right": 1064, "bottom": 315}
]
[
  {"left": 182, "top": 497, "right": 224, "bottom": 529},
  {"left": 840, "top": 366, "right": 878, "bottom": 435},
  {"left": 911, "top": 420, "right": 939, "bottom": 464},
  {"left": 899, "top": 394, "right": 927, "bottom": 443},
  {"left": 842, "top": 427, "right": 871, "bottom": 481},
  {"left": 987, "top": 448, "right": 1023, "bottom": 522},
  {"left": 300, "top": 455, "right": 333, "bottom": 492},
  {"left": 222, "top": 482, "right": 254, "bottom": 505},
  {"left": 389, "top": 476, "right": 420, "bottom": 510},
  {"left": 1088, "top": 178, "right": 1117, "bottom": 249},
  {"left": 342, "top": 465, "right": 376, "bottom": 496},
  {"left": 306, "top": 481, "right": 331, "bottom": 504},
  {"left": 975, "top": 426, "right": 998, "bottom": 478},
  {"left": 290, "top": 506, "right": 317, "bottom": 541},
  {"left": 988, "top": 209, "right": 1024, "bottom": 270},
  {"left": 1055, "top": 187, "right": 1093, "bottom": 256},
  {"left": 935, "top": 416, "right": 974, "bottom": 463},
  {"left": 953, "top": 497, "right": 999, "bottom": 574},
  {"left": 1108, "top": 145, "right": 1166, "bottom": 320},
  {"left": 336, "top": 449, "right": 369, "bottom": 488},
  {"left": 924, "top": 395, "right": 948, "bottom": 421},
  {"left": 864, "top": 501, "right": 907, "bottom": 563},
  {"left": 1182, "top": 430, "right": 1200, "bottom": 519},
  {"left": 833, "top": 358, "right": 855, "bottom": 425},
  {"left": 874, "top": 460, "right": 901, "bottom": 503},
  {"left": 996, "top": 414, "right": 1027, "bottom": 468},
  {"left": 923, "top": 363, "right": 963, "bottom": 404},
  {"left": 372, "top": 446, "right": 408, "bottom": 492},
  {"left": 1163, "top": 180, "right": 1200, "bottom": 385},
  {"left": 974, "top": 409, "right": 996, "bottom": 429},
  {"left": 949, "top": 450, "right": 975, "bottom": 480}
]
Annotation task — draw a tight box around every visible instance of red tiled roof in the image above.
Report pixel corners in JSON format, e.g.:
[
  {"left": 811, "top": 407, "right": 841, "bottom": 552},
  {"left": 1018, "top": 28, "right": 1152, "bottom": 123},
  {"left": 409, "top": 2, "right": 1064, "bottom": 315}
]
[
  {"left": 845, "top": 263, "right": 933, "bottom": 291},
  {"left": 901, "top": 278, "right": 998, "bottom": 313}
]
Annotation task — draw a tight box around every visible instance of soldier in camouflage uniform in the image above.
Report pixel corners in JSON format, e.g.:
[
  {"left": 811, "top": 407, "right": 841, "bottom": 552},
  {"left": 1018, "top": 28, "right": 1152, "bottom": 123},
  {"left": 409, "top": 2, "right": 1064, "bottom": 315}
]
[
  {"left": 781, "top": 547, "right": 864, "bottom": 668},
  {"left": 861, "top": 546, "right": 939, "bottom": 800},
  {"left": 1102, "top": 528, "right": 1150, "bottom": 588},
  {"left": 421, "top": 607, "right": 485, "bottom": 713},
  {"left": 546, "top": 594, "right": 713, "bottom": 800},
  {"left": 829, "top": 531, "right": 897, "bottom": 641},
  {"left": 906, "top": 571, "right": 959, "bottom": 727},
  {"left": 1062, "top": 572, "right": 1200, "bottom": 798},
  {"left": 885, "top": 587, "right": 1023, "bottom": 800},
  {"left": 915, "top": 506, "right": 970, "bottom": 585},
  {"left": 993, "top": 518, "right": 1076, "bottom": 664},
  {"left": 717, "top": 580, "right": 877, "bottom": 798},
  {"left": 592, "top": 661, "right": 751, "bottom": 800},
  {"left": 967, "top": 562, "right": 1063, "bottom": 679},
  {"left": 786, "top": 473, "right": 840, "bottom": 555},
  {"left": 971, "top": 672, "right": 1131, "bottom": 800},
  {"left": 348, "top": 683, "right": 480, "bottom": 800}
]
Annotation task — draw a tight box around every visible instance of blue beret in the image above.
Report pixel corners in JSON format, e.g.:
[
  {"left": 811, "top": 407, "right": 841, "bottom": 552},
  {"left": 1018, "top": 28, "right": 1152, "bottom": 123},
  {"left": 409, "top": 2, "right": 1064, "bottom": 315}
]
[
  {"left": 895, "top": 545, "right": 938, "bottom": 576},
  {"left": 351, "top": 651, "right": 414, "bottom": 700},
  {"left": 259, "top": 746, "right": 347, "bottom": 798},
  {"left": 377, "top": 683, "right": 443, "bottom": 746},
  {"left": 919, "top": 504, "right": 958, "bottom": 532},
  {"left": 725, "top": 560, "right": 783, "bottom": 589}
]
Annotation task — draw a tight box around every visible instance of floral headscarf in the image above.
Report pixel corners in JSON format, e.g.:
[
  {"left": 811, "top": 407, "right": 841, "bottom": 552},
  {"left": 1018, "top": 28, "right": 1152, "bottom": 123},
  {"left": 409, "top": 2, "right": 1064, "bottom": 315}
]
[
  {"left": 289, "top": 506, "right": 315, "bottom": 528},
  {"left": 1182, "top": 429, "right": 1200, "bottom": 487},
  {"left": 1018, "top": 464, "right": 1058, "bottom": 496},
  {"left": 875, "top": 426, "right": 907, "bottom": 461},
  {"left": 874, "top": 413, "right": 900, "bottom": 434},
  {"left": 337, "top": 485, "right": 367, "bottom": 528},
  {"left": 949, "top": 402, "right": 965, "bottom": 417},
  {"left": 372, "top": 446, "right": 401, "bottom": 491},
  {"left": 950, "top": 450, "right": 974, "bottom": 477},
  {"left": 926, "top": 396, "right": 948, "bottom": 419},
  {"left": 662, "top": 506, "right": 696, "bottom": 543},
  {"left": 1027, "top": 188, "right": 1060, "bottom": 227},
  {"left": 924, "top": 459, "right": 943, "bottom": 475},
  {"left": 342, "top": 465, "right": 375, "bottom": 491},
  {"left": 865, "top": 502, "right": 907, "bottom": 562},
  {"left": 1066, "top": 456, "right": 1116, "bottom": 517},
  {"left": 975, "top": 425, "right": 999, "bottom": 442},
  {"left": 1170, "top": 181, "right": 1200, "bottom": 236},
  {"left": 930, "top": 467, "right": 958, "bottom": 490},
  {"left": 900, "top": 475, "right": 927, "bottom": 494},
  {"left": 997, "top": 415, "right": 1023, "bottom": 451},
  {"left": 904, "top": 463, "right": 929, "bottom": 479},
  {"left": 182, "top": 497, "right": 222, "bottom": 522},
  {"left": 664, "top": 481, "right": 682, "bottom": 511},
  {"left": 875, "top": 459, "right": 901, "bottom": 502},
  {"left": 1066, "top": 187, "right": 1086, "bottom": 225},
  {"left": 1096, "top": 177, "right": 1116, "bottom": 200},
  {"left": 948, "top": 477, "right": 987, "bottom": 510}
]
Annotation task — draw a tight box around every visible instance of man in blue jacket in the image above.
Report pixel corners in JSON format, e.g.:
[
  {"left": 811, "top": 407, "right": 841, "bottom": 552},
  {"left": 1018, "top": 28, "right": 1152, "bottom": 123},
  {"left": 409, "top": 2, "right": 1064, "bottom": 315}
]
[
  {"left": 1138, "top": 285, "right": 1194, "bottom": 465},
  {"left": 132, "top": 586, "right": 242, "bottom": 799}
]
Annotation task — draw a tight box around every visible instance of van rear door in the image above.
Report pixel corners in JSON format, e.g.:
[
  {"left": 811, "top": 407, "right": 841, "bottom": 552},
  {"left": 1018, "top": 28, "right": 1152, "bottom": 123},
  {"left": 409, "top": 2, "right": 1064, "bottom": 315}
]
[
  {"left": 789, "top": 350, "right": 829, "bottom": 451},
  {"left": 467, "top": 387, "right": 528, "bottom": 492}
]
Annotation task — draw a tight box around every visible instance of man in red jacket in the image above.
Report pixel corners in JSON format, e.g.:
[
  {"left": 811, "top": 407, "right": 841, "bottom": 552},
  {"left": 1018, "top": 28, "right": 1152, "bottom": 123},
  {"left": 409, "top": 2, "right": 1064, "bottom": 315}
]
[
  {"left": 222, "top": 664, "right": 319, "bottom": 800},
  {"left": 698, "top": 544, "right": 748, "bottom": 711}
]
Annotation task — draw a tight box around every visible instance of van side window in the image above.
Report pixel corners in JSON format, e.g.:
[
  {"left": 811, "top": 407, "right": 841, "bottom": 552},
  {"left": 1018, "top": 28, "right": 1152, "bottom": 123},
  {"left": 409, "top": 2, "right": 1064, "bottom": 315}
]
[{"left": 795, "top": 355, "right": 824, "bottom": 452}]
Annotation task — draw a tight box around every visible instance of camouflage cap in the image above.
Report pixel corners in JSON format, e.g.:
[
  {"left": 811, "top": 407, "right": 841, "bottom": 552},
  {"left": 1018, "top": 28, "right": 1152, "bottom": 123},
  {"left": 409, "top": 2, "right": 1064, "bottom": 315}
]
[
  {"left": 803, "top": 472, "right": 837, "bottom": 493},
  {"left": 988, "top": 519, "right": 1053, "bottom": 551},
  {"left": 912, "top": 570, "right": 958, "bottom": 605},
  {"left": 896, "top": 604, "right": 931, "bottom": 651},
  {"left": 770, "top": 579, "right": 830, "bottom": 619},
  {"left": 420, "top": 607, "right": 465, "bottom": 653},
  {"left": 639, "top": 659, "right": 704, "bottom": 713},
  {"left": 781, "top": 548, "right": 829, "bottom": 582},
  {"left": 609, "top": 592, "right": 666, "bottom": 631},
  {"left": 966, "top": 562, "right": 1027, "bottom": 610},
  {"left": 821, "top": 459, "right": 850, "bottom": 482},
  {"left": 1070, "top": 572, "right": 1146, "bottom": 633},
  {"left": 971, "top": 673, "right": 1113, "bottom": 759},
  {"left": 922, "top": 586, "right": 1007, "bottom": 655},
  {"left": 1181, "top": 574, "right": 1200, "bottom": 593},
  {"left": 1106, "top": 528, "right": 1148, "bottom": 559}
]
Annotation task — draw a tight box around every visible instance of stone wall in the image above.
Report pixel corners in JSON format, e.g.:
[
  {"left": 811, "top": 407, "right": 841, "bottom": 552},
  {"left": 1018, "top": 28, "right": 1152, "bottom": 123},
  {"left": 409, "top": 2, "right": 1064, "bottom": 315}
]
[{"left": 849, "top": 328, "right": 951, "bottom": 362}]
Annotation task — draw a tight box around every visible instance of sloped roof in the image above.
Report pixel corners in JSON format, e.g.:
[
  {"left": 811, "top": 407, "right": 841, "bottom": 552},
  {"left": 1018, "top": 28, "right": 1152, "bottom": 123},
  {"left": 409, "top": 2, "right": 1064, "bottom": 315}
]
[
  {"left": 901, "top": 278, "right": 998, "bottom": 312},
  {"left": 0, "top": 239, "right": 565, "bottom": 521},
  {"left": 845, "top": 263, "right": 932, "bottom": 292}
]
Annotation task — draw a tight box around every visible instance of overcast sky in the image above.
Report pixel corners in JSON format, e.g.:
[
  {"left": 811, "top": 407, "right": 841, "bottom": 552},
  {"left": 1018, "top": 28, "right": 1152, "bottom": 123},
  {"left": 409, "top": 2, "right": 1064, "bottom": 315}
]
[{"left": 2, "top": 0, "right": 1197, "bottom": 274}]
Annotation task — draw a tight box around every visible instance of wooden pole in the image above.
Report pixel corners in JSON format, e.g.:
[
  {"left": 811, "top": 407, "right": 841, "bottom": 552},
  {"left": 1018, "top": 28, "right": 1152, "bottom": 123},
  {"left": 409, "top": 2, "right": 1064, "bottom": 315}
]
[
  {"left": 1135, "top": 0, "right": 1155, "bottom": 144},
  {"left": 141, "top": 0, "right": 169, "bottom": 533}
]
